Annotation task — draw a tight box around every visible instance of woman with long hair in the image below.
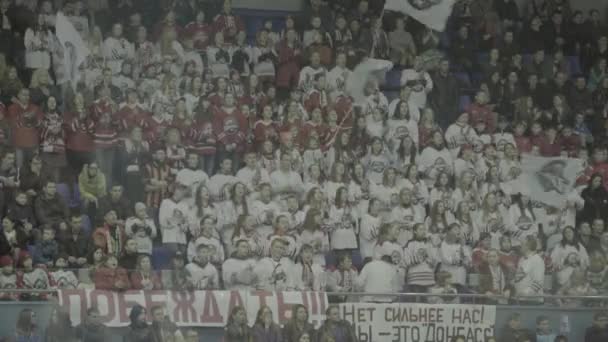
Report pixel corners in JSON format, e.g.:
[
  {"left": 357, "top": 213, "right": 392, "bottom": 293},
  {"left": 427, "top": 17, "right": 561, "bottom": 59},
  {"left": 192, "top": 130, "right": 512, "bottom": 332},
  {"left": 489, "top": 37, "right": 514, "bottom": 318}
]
[
  {"left": 293, "top": 244, "right": 325, "bottom": 291},
  {"left": 550, "top": 226, "right": 590, "bottom": 271},
  {"left": 369, "top": 167, "right": 400, "bottom": 208},
  {"left": 218, "top": 182, "right": 249, "bottom": 241},
  {"left": 454, "top": 201, "right": 480, "bottom": 247},
  {"left": 476, "top": 192, "right": 510, "bottom": 248},
  {"left": 317, "top": 306, "right": 356, "bottom": 342},
  {"left": 231, "top": 215, "right": 265, "bottom": 259},
  {"left": 299, "top": 208, "right": 330, "bottom": 266},
  {"left": 360, "top": 198, "right": 382, "bottom": 262},
  {"left": 429, "top": 171, "right": 454, "bottom": 210},
  {"left": 328, "top": 187, "right": 358, "bottom": 252},
  {"left": 580, "top": 173, "right": 608, "bottom": 223},
  {"left": 325, "top": 161, "right": 349, "bottom": 205},
  {"left": 13, "top": 308, "right": 40, "bottom": 341},
  {"left": 225, "top": 306, "right": 253, "bottom": 342},
  {"left": 130, "top": 255, "right": 162, "bottom": 290},
  {"left": 452, "top": 170, "right": 480, "bottom": 211},
  {"left": 252, "top": 306, "right": 282, "bottom": 342},
  {"left": 44, "top": 307, "right": 74, "bottom": 342},
  {"left": 283, "top": 304, "right": 316, "bottom": 342}
]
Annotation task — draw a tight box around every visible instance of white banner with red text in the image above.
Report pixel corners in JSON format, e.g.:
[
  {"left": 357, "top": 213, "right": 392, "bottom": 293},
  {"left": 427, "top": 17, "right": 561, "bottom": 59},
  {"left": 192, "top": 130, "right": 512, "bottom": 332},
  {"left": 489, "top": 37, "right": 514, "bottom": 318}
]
[
  {"left": 339, "top": 303, "right": 496, "bottom": 342},
  {"left": 59, "top": 289, "right": 328, "bottom": 327}
]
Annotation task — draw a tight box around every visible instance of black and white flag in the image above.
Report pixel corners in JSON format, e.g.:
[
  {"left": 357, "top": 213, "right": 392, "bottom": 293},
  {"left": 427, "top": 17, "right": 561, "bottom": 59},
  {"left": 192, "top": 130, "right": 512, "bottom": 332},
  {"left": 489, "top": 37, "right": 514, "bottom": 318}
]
[{"left": 384, "top": 0, "right": 456, "bottom": 32}]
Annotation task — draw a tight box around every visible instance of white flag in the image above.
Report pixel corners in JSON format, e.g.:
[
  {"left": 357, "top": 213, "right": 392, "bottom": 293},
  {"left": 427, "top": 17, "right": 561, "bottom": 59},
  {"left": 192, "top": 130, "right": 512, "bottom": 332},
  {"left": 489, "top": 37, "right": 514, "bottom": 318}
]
[
  {"left": 55, "top": 12, "right": 89, "bottom": 90},
  {"left": 384, "top": 0, "right": 456, "bottom": 32},
  {"left": 518, "top": 155, "right": 583, "bottom": 208},
  {"left": 345, "top": 58, "right": 393, "bottom": 105}
]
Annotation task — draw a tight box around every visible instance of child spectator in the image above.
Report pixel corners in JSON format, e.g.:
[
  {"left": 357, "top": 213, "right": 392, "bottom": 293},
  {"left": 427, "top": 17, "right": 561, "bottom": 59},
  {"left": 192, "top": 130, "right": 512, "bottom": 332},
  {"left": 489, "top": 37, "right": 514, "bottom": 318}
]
[
  {"left": 93, "top": 255, "right": 130, "bottom": 290},
  {"left": 0, "top": 256, "right": 17, "bottom": 300},
  {"left": 428, "top": 271, "right": 460, "bottom": 304},
  {"left": 51, "top": 254, "right": 79, "bottom": 289},
  {"left": 33, "top": 226, "right": 59, "bottom": 267},
  {"left": 17, "top": 252, "right": 53, "bottom": 300}
]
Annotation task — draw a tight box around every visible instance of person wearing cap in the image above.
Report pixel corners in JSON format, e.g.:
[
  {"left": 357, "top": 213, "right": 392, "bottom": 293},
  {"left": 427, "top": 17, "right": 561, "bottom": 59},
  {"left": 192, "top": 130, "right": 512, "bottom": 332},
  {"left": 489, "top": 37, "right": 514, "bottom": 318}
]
[
  {"left": 0, "top": 255, "right": 17, "bottom": 300},
  {"left": 16, "top": 252, "right": 52, "bottom": 301}
]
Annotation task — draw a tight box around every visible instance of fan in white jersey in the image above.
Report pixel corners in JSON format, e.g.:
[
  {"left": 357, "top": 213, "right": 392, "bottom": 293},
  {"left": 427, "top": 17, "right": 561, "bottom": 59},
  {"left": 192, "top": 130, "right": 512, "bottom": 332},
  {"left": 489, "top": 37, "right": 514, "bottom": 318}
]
[
  {"left": 250, "top": 183, "right": 282, "bottom": 239},
  {"left": 176, "top": 153, "right": 209, "bottom": 199},
  {"left": 299, "top": 208, "right": 330, "bottom": 267},
  {"left": 185, "top": 244, "right": 220, "bottom": 290},
  {"left": 51, "top": 255, "right": 79, "bottom": 289},
  {"left": 253, "top": 238, "right": 296, "bottom": 291},
  {"left": 222, "top": 239, "right": 257, "bottom": 290},
  {"left": 438, "top": 223, "right": 472, "bottom": 288},
  {"left": 514, "top": 236, "right": 545, "bottom": 303},
  {"left": 293, "top": 244, "right": 326, "bottom": 291}
]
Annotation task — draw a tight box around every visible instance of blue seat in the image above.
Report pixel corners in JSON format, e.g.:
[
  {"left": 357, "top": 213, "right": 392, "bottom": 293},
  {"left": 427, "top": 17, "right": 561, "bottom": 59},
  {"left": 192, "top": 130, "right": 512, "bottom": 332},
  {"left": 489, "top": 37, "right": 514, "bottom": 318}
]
[
  {"left": 454, "top": 72, "right": 471, "bottom": 87},
  {"left": 459, "top": 95, "right": 471, "bottom": 111},
  {"left": 386, "top": 69, "right": 402, "bottom": 88},
  {"left": 151, "top": 246, "right": 173, "bottom": 270},
  {"left": 567, "top": 56, "right": 582, "bottom": 75},
  {"left": 56, "top": 183, "right": 83, "bottom": 209}
]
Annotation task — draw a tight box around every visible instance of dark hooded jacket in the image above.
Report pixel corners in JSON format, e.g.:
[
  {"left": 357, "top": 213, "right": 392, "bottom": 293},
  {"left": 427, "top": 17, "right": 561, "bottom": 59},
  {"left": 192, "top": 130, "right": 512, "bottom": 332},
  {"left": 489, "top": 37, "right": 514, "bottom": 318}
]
[{"left": 123, "top": 305, "right": 152, "bottom": 342}]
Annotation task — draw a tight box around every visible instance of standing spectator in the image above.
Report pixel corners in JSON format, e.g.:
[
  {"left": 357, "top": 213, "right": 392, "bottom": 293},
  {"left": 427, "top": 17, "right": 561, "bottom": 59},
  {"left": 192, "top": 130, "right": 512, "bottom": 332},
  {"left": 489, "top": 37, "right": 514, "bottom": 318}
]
[
  {"left": 74, "top": 307, "right": 110, "bottom": 342},
  {"left": 51, "top": 254, "right": 79, "bottom": 289},
  {"left": 124, "top": 305, "right": 152, "bottom": 342},
  {"left": 92, "top": 210, "right": 126, "bottom": 258},
  {"left": 17, "top": 253, "right": 53, "bottom": 301},
  {"left": 159, "top": 185, "right": 189, "bottom": 254},
  {"left": 150, "top": 305, "right": 183, "bottom": 341},
  {"left": 143, "top": 145, "right": 173, "bottom": 210},
  {"left": 97, "top": 184, "right": 131, "bottom": 226},
  {"left": 514, "top": 236, "right": 546, "bottom": 303},
  {"left": 479, "top": 249, "right": 511, "bottom": 303},
  {"left": 439, "top": 223, "right": 472, "bottom": 290},
  {"left": 283, "top": 304, "right": 316, "bottom": 342},
  {"left": 65, "top": 93, "right": 95, "bottom": 176},
  {"left": 58, "top": 213, "right": 90, "bottom": 268},
  {"left": 499, "top": 313, "right": 534, "bottom": 342},
  {"left": 253, "top": 238, "right": 295, "bottom": 291},
  {"left": 8, "top": 88, "right": 42, "bottom": 167},
  {"left": 103, "top": 23, "right": 134, "bottom": 75}
]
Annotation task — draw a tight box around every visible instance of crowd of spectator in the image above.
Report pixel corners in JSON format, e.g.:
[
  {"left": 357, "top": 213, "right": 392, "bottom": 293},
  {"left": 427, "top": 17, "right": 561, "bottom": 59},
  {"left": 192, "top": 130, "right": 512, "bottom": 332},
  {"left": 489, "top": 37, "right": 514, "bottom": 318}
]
[{"left": 0, "top": 0, "right": 606, "bottom": 313}]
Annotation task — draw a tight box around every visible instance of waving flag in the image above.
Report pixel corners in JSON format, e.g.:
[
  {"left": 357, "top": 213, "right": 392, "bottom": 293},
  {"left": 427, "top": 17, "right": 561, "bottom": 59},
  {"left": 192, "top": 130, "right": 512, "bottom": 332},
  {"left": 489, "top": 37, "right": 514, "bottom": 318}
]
[
  {"left": 55, "top": 12, "right": 90, "bottom": 90},
  {"left": 384, "top": 0, "right": 456, "bottom": 32},
  {"left": 345, "top": 58, "right": 393, "bottom": 105}
]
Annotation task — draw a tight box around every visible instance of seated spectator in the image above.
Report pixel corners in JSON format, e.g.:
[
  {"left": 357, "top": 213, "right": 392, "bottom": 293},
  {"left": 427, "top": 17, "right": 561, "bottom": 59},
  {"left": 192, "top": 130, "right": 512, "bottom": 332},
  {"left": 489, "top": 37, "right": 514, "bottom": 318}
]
[
  {"left": 428, "top": 271, "right": 460, "bottom": 304},
  {"left": 326, "top": 252, "right": 357, "bottom": 298},
  {"left": 499, "top": 313, "right": 534, "bottom": 342},
  {"left": 584, "top": 312, "right": 608, "bottom": 342},
  {"left": 0, "top": 256, "right": 17, "bottom": 300},
  {"left": 283, "top": 304, "right": 316, "bottom": 342},
  {"left": 252, "top": 306, "right": 282, "bottom": 342},
  {"left": 50, "top": 254, "right": 79, "bottom": 289},
  {"left": 6, "top": 191, "right": 37, "bottom": 240},
  {"left": 17, "top": 253, "right": 53, "bottom": 301},
  {"left": 317, "top": 305, "right": 356, "bottom": 342},
  {"left": 225, "top": 306, "right": 253, "bottom": 342},
  {"left": 92, "top": 210, "right": 127, "bottom": 258},
  {"left": 74, "top": 306, "right": 110, "bottom": 341},
  {"left": 34, "top": 180, "right": 69, "bottom": 229},
  {"left": 535, "top": 315, "right": 557, "bottom": 342},
  {"left": 558, "top": 269, "right": 597, "bottom": 307},
  {"left": 167, "top": 251, "right": 188, "bottom": 291},
  {"left": 130, "top": 255, "right": 162, "bottom": 290},
  {"left": 79, "top": 162, "right": 107, "bottom": 221},
  {"left": 119, "top": 238, "right": 140, "bottom": 271},
  {"left": 150, "top": 305, "right": 183, "bottom": 341},
  {"left": 0, "top": 216, "right": 28, "bottom": 261},
  {"left": 58, "top": 213, "right": 90, "bottom": 268},
  {"left": 125, "top": 304, "right": 152, "bottom": 342},
  {"left": 93, "top": 255, "right": 130, "bottom": 290},
  {"left": 33, "top": 226, "right": 59, "bottom": 267},
  {"left": 96, "top": 184, "right": 132, "bottom": 226}
]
